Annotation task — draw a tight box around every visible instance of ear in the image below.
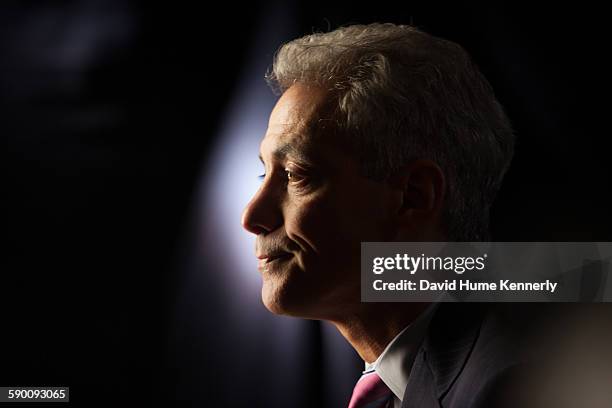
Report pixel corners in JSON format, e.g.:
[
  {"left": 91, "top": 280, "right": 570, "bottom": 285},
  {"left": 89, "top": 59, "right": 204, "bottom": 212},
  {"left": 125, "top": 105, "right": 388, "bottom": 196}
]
[{"left": 389, "top": 159, "right": 446, "bottom": 226}]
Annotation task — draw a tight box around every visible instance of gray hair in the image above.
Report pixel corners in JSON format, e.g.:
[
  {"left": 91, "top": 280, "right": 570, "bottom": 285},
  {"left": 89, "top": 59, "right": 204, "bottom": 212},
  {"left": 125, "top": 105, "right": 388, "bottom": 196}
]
[{"left": 266, "top": 23, "right": 514, "bottom": 241}]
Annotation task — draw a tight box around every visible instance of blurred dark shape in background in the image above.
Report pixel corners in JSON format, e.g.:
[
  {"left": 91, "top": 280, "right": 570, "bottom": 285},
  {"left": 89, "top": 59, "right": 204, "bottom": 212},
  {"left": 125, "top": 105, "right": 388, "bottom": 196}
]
[{"left": 1, "top": 1, "right": 611, "bottom": 407}]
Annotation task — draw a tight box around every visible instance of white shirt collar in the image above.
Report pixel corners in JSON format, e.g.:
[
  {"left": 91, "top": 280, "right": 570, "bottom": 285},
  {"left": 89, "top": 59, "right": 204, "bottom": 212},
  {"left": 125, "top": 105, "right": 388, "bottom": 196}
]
[{"left": 363, "top": 303, "right": 438, "bottom": 402}]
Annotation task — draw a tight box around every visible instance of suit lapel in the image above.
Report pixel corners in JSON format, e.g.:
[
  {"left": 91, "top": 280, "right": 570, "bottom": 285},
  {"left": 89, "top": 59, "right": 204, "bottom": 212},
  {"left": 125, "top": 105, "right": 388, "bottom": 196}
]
[
  {"left": 401, "top": 304, "right": 485, "bottom": 408},
  {"left": 400, "top": 347, "right": 438, "bottom": 408}
]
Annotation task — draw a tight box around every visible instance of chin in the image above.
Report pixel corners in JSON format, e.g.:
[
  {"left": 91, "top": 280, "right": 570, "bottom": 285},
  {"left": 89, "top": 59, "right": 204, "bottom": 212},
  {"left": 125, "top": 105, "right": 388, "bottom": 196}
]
[
  {"left": 261, "top": 283, "right": 285, "bottom": 315},
  {"left": 261, "top": 279, "right": 322, "bottom": 319},
  {"left": 262, "top": 281, "right": 300, "bottom": 316},
  {"left": 261, "top": 279, "right": 354, "bottom": 321}
]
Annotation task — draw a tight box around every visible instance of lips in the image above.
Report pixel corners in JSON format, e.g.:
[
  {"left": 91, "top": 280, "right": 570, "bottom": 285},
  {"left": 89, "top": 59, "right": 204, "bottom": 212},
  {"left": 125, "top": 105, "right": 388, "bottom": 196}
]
[{"left": 257, "top": 252, "right": 292, "bottom": 271}]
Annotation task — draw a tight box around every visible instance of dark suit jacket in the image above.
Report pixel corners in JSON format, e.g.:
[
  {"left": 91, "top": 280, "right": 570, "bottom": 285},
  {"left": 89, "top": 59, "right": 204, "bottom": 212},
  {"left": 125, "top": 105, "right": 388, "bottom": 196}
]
[{"left": 401, "top": 303, "right": 539, "bottom": 408}]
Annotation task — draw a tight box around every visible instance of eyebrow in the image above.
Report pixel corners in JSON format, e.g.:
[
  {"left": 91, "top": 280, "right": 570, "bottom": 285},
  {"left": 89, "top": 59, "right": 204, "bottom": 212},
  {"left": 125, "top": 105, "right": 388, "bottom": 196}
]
[{"left": 258, "top": 141, "right": 320, "bottom": 165}]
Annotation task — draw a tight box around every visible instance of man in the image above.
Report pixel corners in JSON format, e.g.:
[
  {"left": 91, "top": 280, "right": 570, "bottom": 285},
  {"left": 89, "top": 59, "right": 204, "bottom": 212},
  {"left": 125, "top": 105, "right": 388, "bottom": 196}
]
[{"left": 241, "top": 23, "right": 521, "bottom": 407}]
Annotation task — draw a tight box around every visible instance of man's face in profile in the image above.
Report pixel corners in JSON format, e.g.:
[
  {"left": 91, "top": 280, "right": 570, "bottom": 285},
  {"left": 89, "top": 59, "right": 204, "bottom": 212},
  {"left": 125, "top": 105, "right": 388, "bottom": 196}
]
[{"left": 241, "top": 84, "right": 399, "bottom": 320}]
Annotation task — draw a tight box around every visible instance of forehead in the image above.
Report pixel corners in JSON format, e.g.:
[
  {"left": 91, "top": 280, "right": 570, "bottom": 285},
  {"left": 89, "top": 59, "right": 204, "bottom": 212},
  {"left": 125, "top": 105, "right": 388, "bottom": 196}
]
[{"left": 260, "top": 84, "right": 331, "bottom": 159}]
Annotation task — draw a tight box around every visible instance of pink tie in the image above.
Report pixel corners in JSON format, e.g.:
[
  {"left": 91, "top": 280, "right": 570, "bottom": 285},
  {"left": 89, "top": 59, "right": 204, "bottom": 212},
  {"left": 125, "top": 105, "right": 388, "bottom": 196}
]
[{"left": 348, "top": 371, "right": 393, "bottom": 408}]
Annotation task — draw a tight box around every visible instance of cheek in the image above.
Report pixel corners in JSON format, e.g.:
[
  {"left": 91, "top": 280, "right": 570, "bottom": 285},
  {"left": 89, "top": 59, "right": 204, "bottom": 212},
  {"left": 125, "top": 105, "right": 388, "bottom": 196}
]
[
  {"left": 284, "top": 186, "right": 390, "bottom": 259},
  {"left": 284, "top": 193, "right": 341, "bottom": 253}
]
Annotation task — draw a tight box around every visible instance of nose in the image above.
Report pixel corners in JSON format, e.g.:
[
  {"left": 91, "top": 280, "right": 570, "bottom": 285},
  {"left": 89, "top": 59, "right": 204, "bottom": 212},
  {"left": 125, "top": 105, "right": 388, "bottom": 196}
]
[{"left": 241, "top": 182, "right": 282, "bottom": 235}]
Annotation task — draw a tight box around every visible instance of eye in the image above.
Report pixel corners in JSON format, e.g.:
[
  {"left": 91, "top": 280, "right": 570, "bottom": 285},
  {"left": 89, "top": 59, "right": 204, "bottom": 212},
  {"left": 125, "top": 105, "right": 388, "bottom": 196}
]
[
  {"left": 285, "top": 168, "right": 298, "bottom": 181},
  {"left": 258, "top": 173, "right": 266, "bottom": 180},
  {"left": 284, "top": 167, "right": 308, "bottom": 184},
  {"left": 283, "top": 161, "right": 315, "bottom": 191}
]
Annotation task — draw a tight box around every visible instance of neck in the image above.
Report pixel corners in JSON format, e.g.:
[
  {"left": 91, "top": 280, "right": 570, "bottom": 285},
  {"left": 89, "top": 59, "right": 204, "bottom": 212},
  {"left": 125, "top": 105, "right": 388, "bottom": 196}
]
[{"left": 329, "top": 302, "right": 430, "bottom": 363}]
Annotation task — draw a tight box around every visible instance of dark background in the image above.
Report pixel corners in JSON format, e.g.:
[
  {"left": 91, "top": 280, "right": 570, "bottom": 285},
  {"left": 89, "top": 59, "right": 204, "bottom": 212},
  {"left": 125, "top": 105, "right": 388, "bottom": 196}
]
[{"left": 2, "top": 1, "right": 611, "bottom": 407}]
